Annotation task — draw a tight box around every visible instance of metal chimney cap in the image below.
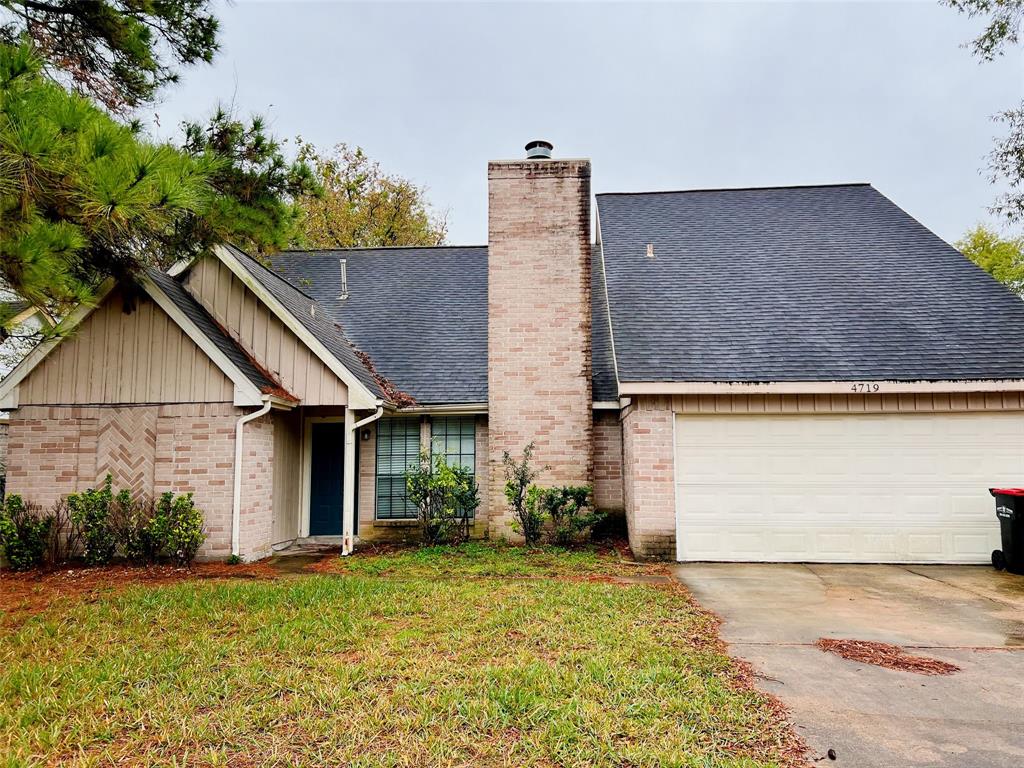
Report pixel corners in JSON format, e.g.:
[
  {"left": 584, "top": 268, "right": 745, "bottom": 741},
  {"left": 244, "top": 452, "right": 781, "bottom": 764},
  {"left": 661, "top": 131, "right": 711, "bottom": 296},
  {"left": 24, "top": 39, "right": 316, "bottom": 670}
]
[{"left": 525, "top": 140, "right": 553, "bottom": 160}]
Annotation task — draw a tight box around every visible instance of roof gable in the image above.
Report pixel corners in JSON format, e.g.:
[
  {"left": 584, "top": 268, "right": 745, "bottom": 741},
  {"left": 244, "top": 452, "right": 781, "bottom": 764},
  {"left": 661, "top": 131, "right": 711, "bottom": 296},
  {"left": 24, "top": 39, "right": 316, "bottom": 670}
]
[
  {"left": 0, "top": 278, "right": 278, "bottom": 408},
  {"left": 215, "top": 244, "right": 383, "bottom": 408}
]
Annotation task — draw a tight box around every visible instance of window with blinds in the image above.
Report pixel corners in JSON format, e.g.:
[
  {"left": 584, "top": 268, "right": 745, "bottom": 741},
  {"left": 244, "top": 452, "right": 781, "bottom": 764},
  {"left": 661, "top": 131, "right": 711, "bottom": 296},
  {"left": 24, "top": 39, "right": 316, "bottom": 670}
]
[{"left": 374, "top": 417, "right": 421, "bottom": 520}]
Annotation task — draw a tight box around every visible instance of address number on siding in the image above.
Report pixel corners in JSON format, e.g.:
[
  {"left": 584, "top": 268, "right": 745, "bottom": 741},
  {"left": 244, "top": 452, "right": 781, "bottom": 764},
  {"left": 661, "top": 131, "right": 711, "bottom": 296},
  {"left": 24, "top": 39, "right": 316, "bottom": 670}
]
[{"left": 849, "top": 383, "right": 881, "bottom": 393}]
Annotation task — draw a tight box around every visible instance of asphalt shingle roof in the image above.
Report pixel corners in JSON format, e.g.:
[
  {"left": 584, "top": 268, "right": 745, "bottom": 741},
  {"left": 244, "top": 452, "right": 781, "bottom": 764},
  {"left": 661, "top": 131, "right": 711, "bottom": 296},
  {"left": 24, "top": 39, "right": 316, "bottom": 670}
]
[
  {"left": 597, "top": 184, "right": 1024, "bottom": 383},
  {"left": 146, "top": 269, "right": 285, "bottom": 397},
  {"left": 267, "top": 247, "right": 488, "bottom": 405},
  {"left": 266, "top": 246, "right": 619, "bottom": 406},
  {"left": 223, "top": 244, "right": 384, "bottom": 400}
]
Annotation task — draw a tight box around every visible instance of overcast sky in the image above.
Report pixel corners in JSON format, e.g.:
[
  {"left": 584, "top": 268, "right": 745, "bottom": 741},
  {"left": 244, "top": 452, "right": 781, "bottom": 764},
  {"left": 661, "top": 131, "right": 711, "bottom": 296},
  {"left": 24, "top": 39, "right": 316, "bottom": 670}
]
[{"left": 149, "top": 1, "right": 1023, "bottom": 246}]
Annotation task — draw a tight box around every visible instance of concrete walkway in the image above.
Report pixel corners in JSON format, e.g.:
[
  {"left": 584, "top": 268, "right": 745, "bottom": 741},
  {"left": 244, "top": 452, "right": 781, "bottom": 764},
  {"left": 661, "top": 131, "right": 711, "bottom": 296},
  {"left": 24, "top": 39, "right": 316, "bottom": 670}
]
[{"left": 672, "top": 563, "right": 1024, "bottom": 767}]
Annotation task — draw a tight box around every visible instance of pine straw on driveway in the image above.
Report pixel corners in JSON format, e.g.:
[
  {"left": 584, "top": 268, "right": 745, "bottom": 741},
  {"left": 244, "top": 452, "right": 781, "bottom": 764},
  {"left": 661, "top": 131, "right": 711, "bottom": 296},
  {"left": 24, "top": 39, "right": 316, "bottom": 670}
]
[
  {"left": 816, "top": 638, "right": 961, "bottom": 676},
  {"left": 0, "top": 544, "right": 803, "bottom": 768}
]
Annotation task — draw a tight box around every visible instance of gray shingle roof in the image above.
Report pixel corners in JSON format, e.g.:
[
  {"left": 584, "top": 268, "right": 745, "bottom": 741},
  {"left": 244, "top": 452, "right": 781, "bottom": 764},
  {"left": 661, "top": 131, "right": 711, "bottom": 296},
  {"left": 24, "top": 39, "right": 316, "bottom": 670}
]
[
  {"left": 266, "top": 246, "right": 619, "bottom": 406},
  {"left": 267, "top": 246, "right": 488, "bottom": 405},
  {"left": 146, "top": 269, "right": 285, "bottom": 397},
  {"left": 597, "top": 184, "right": 1024, "bottom": 383},
  {"left": 222, "top": 244, "right": 384, "bottom": 401}
]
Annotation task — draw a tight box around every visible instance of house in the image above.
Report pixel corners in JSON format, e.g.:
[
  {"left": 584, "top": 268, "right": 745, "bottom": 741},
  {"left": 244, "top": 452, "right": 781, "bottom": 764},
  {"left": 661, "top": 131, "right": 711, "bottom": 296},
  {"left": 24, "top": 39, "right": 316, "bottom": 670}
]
[{"left": 3, "top": 142, "right": 1024, "bottom": 563}]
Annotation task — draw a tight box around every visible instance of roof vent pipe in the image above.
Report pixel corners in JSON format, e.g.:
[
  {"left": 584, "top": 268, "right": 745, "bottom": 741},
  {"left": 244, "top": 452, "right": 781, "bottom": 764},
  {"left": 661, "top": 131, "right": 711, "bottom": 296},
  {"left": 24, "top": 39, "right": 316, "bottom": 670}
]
[
  {"left": 525, "top": 140, "right": 553, "bottom": 160},
  {"left": 338, "top": 258, "right": 349, "bottom": 300}
]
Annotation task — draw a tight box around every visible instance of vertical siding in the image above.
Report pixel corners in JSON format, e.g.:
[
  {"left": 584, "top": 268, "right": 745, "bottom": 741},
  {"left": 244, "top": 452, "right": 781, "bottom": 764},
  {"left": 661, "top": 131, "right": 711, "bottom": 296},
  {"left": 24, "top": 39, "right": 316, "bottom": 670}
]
[
  {"left": 272, "top": 409, "right": 302, "bottom": 544},
  {"left": 18, "top": 290, "right": 235, "bottom": 405},
  {"left": 184, "top": 256, "right": 348, "bottom": 406}
]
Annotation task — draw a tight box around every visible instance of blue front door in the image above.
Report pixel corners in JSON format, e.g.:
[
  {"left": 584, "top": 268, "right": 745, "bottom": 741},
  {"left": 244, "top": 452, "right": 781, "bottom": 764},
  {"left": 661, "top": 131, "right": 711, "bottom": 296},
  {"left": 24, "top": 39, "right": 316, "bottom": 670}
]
[{"left": 309, "top": 422, "right": 345, "bottom": 536}]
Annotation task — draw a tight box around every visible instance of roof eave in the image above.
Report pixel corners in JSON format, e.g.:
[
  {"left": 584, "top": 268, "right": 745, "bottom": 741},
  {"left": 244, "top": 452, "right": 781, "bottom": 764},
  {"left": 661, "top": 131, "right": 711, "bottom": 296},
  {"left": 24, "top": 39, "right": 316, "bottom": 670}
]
[{"left": 618, "top": 380, "right": 1024, "bottom": 396}]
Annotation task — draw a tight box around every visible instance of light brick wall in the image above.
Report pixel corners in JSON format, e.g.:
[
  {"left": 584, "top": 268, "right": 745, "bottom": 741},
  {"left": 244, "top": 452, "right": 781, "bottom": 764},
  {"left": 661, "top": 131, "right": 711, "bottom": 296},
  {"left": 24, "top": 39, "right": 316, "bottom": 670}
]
[
  {"left": 239, "top": 416, "right": 274, "bottom": 560},
  {"left": 622, "top": 396, "right": 676, "bottom": 560},
  {"left": 5, "top": 403, "right": 275, "bottom": 561},
  {"left": 486, "top": 158, "right": 593, "bottom": 538},
  {"left": 152, "top": 404, "right": 237, "bottom": 557},
  {"left": 593, "top": 410, "right": 624, "bottom": 512}
]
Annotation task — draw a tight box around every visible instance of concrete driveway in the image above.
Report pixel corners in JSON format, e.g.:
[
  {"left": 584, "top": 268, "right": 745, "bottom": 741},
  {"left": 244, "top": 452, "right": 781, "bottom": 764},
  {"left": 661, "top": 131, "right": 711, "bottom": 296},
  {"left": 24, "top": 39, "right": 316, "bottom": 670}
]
[{"left": 672, "top": 564, "right": 1024, "bottom": 767}]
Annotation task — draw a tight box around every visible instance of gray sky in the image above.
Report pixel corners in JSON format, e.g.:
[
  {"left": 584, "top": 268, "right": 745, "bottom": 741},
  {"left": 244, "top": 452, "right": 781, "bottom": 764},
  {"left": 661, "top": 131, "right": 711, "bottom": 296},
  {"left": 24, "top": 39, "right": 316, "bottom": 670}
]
[{"left": 150, "top": 1, "right": 1023, "bottom": 246}]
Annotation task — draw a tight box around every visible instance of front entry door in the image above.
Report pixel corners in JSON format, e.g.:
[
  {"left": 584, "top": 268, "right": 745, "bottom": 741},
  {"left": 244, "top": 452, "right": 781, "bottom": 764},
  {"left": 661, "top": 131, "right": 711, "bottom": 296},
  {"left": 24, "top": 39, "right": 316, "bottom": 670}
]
[{"left": 309, "top": 422, "right": 345, "bottom": 536}]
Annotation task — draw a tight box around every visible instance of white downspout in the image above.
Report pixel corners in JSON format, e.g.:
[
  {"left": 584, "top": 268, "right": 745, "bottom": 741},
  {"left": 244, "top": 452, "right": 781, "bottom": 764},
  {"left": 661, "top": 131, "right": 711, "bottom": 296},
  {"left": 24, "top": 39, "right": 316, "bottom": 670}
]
[
  {"left": 342, "top": 405, "right": 384, "bottom": 556},
  {"left": 232, "top": 397, "right": 273, "bottom": 558}
]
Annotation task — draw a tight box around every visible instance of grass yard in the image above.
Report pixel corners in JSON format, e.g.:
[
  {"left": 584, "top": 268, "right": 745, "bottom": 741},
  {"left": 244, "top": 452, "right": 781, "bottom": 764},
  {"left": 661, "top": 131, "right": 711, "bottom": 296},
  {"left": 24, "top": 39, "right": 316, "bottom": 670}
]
[{"left": 0, "top": 544, "right": 800, "bottom": 767}]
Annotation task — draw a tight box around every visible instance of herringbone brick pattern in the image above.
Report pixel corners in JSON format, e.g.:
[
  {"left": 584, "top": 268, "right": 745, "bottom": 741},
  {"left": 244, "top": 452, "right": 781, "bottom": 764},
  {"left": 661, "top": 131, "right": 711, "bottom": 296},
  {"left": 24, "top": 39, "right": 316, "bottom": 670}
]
[{"left": 96, "top": 408, "right": 158, "bottom": 496}]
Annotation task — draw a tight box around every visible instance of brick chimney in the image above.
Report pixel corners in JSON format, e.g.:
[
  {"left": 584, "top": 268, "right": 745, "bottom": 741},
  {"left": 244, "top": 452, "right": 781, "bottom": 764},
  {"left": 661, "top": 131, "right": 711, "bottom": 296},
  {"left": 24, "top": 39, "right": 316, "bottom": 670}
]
[{"left": 486, "top": 143, "right": 593, "bottom": 537}]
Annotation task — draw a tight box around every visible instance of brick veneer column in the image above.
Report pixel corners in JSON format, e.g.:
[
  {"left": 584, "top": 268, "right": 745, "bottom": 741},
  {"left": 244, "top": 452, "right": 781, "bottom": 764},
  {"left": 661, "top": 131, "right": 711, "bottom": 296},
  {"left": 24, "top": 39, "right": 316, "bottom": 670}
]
[
  {"left": 486, "top": 156, "right": 593, "bottom": 537},
  {"left": 622, "top": 396, "right": 676, "bottom": 560},
  {"left": 238, "top": 415, "right": 274, "bottom": 560}
]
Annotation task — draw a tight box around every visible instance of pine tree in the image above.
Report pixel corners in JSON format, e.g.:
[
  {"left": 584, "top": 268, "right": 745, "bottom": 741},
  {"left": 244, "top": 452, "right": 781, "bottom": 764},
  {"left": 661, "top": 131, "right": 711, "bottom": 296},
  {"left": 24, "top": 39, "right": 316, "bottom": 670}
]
[{"left": 0, "top": 40, "right": 212, "bottom": 328}]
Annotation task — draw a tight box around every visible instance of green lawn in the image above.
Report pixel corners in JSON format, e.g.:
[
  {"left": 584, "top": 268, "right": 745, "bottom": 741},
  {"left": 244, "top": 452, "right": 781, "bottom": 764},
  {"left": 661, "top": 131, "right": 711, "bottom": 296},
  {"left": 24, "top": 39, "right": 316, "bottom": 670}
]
[{"left": 0, "top": 545, "right": 798, "bottom": 767}]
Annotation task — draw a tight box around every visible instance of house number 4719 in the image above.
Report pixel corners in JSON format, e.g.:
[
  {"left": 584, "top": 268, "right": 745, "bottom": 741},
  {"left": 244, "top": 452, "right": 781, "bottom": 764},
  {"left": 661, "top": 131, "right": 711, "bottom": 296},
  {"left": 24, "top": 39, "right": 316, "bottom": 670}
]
[{"left": 849, "top": 382, "right": 881, "bottom": 393}]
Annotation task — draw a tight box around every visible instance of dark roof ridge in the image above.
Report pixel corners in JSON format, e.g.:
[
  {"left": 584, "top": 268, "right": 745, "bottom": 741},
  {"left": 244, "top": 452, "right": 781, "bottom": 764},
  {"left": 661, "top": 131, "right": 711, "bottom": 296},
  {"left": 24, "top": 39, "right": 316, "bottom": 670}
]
[
  {"left": 224, "top": 243, "right": 319, "bottom": 303},
  {"left": 597, "top": 182, "right": 872, "bottom": 197}
]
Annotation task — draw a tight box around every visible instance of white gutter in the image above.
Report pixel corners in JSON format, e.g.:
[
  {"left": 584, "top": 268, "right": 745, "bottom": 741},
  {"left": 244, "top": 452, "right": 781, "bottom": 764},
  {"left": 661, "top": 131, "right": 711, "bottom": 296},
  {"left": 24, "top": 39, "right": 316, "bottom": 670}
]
[
  {"left": 232, "top": 397, "right": 273, "bottom": 558},
  {"left": 616, "top": 379, "right": 1024, "bottom": 396},
  {"left": 341, "top": 405, "right": 384, "bottom": 556}
]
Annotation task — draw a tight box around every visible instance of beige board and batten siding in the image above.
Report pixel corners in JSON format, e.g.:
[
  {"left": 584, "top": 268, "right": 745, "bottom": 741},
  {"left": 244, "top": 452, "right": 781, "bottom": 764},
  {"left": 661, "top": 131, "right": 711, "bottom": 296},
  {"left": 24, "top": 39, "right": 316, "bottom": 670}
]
[
  {"left": 185, "top": 256, "right": 348, "bottom": 406},
  {"left": 18, "top": 290, "right": 235, "bottom": 405}
]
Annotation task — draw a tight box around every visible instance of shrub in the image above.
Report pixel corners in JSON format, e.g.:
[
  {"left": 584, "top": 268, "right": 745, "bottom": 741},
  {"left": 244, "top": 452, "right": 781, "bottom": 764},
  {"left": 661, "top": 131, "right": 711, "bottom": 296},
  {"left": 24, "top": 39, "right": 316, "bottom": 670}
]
[
  {"left": 532, "top": 485, "right": 604, "bottom": 546},
  {"left": 110, "top": 490, "right": 170, "bottom": 565},
  {"left": 110, "top": 489, "right": 145, "bottom": 562},
  {"left": 0, "top": 495, "right": 54, "bottom": 571},
  {"left": 68, "top": 475, "right": 117, "bottom": 566},
  {"left": 406, "top": 450, "right": 479, "bottom": 545},
  {"left": 503, "top": 443, "right": 545, "bottom": 545},
  {"left": 44, "top": 498, "right": 82, "bottom": 566},
  {"left": 165, "top": 492, "right": 205, "bottom": 565}
]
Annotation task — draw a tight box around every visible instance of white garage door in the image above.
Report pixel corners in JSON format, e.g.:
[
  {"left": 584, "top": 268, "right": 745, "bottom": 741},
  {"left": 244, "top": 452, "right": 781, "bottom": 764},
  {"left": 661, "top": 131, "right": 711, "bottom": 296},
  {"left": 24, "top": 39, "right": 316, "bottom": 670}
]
[{"left": 675, "top": 411, "right": 1024, "bottom": 563}]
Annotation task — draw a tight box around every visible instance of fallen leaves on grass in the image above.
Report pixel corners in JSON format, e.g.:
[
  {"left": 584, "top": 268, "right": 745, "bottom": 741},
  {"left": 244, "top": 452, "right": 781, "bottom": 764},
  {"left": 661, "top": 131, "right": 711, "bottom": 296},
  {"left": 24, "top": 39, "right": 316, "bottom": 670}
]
[
  {"left": 816, "top": 638, "right": 960, "bottom": 675},
  {"left": 0, "top": 561, "right": 278, "bottom": 623}
]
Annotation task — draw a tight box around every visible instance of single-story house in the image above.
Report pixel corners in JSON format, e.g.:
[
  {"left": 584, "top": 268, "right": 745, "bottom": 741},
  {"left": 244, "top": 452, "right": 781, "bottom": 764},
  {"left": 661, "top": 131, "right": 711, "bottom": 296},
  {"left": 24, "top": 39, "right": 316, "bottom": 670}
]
[{"left": 2, "top": 142, "right": 1024, "bottom": 563}]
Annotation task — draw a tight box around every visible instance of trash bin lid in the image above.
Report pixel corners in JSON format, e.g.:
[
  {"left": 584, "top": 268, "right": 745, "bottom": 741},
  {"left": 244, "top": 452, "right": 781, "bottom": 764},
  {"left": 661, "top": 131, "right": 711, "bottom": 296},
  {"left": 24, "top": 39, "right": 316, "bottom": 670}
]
[{"left": 990, "top": 488, "right": 1024, "bottom": 497}]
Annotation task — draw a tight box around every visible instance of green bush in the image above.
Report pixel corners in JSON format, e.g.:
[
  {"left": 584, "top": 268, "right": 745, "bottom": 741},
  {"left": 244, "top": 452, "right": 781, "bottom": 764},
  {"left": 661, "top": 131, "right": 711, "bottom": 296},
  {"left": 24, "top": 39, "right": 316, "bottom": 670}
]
[
  {"left": 165, "top": 492, "right": 205, "bottom": 565},
  {"left": 68, "top": 475, "right": 117, "bottom": 566},
  {"left": 503, "top": 443, "right": 545, "bottom": 545},
  {"left": 2, "top": 480, "right": 205, "bottom": 568},
  {"left": 406, "top": 451, "right": 479, "bottom": 545},
  {"left": 532, "top": 485, "right": 604, "bottom": 546},
  {"left": 110, "top": 490, "right": 170, "bottom": 565},
  {"left": 0, "top": 495, "right": 54, "bottom": 571}
]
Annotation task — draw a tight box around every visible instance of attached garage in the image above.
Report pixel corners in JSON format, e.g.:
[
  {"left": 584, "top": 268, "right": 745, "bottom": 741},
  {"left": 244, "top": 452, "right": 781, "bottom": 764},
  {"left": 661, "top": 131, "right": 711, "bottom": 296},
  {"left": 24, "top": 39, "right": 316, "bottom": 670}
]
[
  {"left": 599, "top": 184, "right": 1024, "bottom": 561},
  {"left": 674, "top": 409, "right": 1024, "bottom": 563}
]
